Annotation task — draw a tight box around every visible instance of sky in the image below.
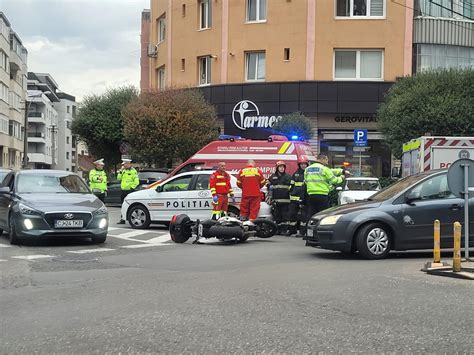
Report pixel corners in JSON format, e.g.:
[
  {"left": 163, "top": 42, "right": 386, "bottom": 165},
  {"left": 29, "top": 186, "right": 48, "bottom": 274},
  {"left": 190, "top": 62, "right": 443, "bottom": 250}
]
[{"left": 1, "top": 0, "right": 150, "bottom": 101}]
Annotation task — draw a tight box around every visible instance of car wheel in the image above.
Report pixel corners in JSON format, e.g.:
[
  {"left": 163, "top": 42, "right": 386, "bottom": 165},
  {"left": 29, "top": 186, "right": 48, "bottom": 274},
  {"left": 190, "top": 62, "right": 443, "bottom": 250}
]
[
  {"left": 127, "top": 204, "right": 151, "bottom": 229},
  {"left": 91, "top": 234, "right": 107, "bottom": 244},
  {"left": 8, "top": 215, "right": 21, "bottom": 245},
  {"left": 356, "top": 223, "right": 391, "bottom": 260}
]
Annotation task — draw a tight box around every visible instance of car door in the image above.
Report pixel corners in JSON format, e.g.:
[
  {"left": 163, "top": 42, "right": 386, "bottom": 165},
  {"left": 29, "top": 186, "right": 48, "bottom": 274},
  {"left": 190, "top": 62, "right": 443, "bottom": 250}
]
[
  {"left": 398, "top": 173, "right": 463, "bottom": 249},
  {"left": 186, "top": 174, "right": 213, "bottom": 220},
  {"left": 0, "top": 172, "right": 14, "bottom": 229},
  {"left": 149, "top": 174, "right": 193, "bottom": 222}
]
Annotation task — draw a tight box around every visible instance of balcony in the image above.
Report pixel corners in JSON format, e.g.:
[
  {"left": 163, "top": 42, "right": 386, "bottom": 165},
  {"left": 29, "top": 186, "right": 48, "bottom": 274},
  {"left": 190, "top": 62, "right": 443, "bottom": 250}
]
[
  {"left": 27, "top": 132, "right": 46, "bottom": 144},
  {"left": 28, "top": 111, "right": 45, "bottom": 123},
  {"left": 28, "top": 152, "right": 52, "bottom": 164},
  {"left": 9, "top": 51, "right": 22, "bottom": 71}
]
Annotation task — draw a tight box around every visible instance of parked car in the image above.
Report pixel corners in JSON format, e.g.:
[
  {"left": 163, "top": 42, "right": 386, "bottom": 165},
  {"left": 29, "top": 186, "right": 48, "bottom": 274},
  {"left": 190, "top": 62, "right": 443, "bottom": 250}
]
[
  {"left": 121, "top": 170, "right": 272, "bottom": 229},
  {"left": 306, "top": 169, "right": 474, "bottom": 259},
  {"left": 337, "top": 177, "right": 381, "bottom": 205},
  {"left": 0, "top": 168, "right": 11, "bottom": 184},
  {"left": 0, "top": 170, "right": 108, "bottom": 244},
  {"left": 104, "top": 168, "right": 169, "bottom": 205}
]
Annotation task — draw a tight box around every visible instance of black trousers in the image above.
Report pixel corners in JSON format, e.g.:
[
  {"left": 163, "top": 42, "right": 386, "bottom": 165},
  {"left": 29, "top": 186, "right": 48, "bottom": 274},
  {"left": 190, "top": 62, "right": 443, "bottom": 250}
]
[
  {"left": 94, "top": 192, "right": 105, "bottom": 203},
  {"left": 288, "top": 201, "right": 307, "bottom": 233},
  {"left": 120, "top": 189, "right": 134, "bottom": 204},
  {"left": 306, "top": 194, "right": 329, "bottom": 221},
  {"left": 272, "top": 202, "right": 290, "bottom": 228}
]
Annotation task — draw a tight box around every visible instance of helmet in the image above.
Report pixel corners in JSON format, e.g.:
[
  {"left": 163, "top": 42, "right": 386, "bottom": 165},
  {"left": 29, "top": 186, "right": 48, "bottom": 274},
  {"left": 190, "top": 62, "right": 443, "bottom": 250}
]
[
  {"left": 275, "top": 160, "right": 286, "bottom": 168},
  {"left": 298, "top": 157, "right": 309, "bottom": 164}
]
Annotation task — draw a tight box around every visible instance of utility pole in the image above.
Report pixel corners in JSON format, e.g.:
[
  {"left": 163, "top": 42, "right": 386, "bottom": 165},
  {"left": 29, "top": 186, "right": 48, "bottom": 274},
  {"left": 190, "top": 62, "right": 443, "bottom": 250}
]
[
  {"left": 22, "top": 99, "right": 30, "bottom": 168},
  {"left": 50, "top": 124, "right": 57, "bottom": 169}
]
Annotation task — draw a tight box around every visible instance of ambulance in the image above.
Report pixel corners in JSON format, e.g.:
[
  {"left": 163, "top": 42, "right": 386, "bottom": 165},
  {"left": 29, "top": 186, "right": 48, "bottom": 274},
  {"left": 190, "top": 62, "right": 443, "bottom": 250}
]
[
  {"left": 170, "top": 135, "right": 315, "bottom": 177},
  {"left": 401, "top": 136, "right": 474, "bottom": 177}
]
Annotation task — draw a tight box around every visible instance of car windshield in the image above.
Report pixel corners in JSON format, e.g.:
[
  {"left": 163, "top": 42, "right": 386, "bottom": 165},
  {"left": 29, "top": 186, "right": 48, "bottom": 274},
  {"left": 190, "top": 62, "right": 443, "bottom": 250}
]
[
  {"left": 0, "top": 171, "right": 9, "bottom": 183},
  {"left": 345, "top": 179, "right": 380, "bottom": 191},
  {"left": 17, "top": 173, "right": 90, "bottom": 193},
  {"left": 368, "top": 173, "right": 434, "bottom": 201}
]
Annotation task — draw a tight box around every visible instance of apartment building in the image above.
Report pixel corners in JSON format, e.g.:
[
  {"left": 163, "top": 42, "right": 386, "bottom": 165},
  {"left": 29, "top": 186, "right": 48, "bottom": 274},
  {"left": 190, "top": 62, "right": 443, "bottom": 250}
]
[
  {"left": 0, "top": 12, "right": 28, "bottom": 169},
  {"left": 54, "top": 92, "right": 78, "bottom": 172}
]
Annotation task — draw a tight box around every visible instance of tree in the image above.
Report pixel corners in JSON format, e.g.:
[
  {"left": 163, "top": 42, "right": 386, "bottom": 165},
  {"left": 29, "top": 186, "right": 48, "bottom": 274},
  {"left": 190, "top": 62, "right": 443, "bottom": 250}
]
[
  {"left": 377, "top": 69, "right": 474, "bottom": 158},
  {"left": 271, "top": 112, "right": 313, "bottom": 141},
  {"left": 123, "top": 88, "right": 218, "bottom": 167},
  {"left": 72, "top": 86, "right": 138, "bottom": 170}
]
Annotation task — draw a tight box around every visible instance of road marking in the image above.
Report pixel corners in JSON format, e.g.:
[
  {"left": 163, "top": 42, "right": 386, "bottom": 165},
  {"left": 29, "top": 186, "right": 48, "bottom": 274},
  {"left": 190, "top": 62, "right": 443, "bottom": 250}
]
[
  {"left": 146, "top": 235, "right": 171, "bottom": 244},
  {"left": 12, "top": 255, "right": 53, "bottom": 260},
  {"left": 67, "top": 248, "right": 116, "bottom": 254},
  {"left": 121, "top": 243, "right": 172, "bottom": 249},
  {"left": 0, "top": 259, "right": 6, "bottom": 262},
  {"left": 108, "top": 230, "right": 162, "bottom": 243},
  {"left": 0, "top": 244, "right": 12, "bottom": 248},
  {"left": 108, "top": 227, "right": 130, "bottom": 231}
]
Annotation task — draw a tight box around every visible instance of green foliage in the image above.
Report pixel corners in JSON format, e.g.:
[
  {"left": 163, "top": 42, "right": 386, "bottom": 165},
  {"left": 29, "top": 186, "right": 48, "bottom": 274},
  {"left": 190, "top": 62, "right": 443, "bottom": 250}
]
[
  {"left": 377, "top": 69, "right": 474, "bottom": 158},
  {"left": 123, "top": 88, "right": 219, "bottom": 167},
  {"left": 272, "top": 112, "right": 313, "bottom": 141},
  {"left": 72, "top": 86, "right": 138, "bottom": 169}
]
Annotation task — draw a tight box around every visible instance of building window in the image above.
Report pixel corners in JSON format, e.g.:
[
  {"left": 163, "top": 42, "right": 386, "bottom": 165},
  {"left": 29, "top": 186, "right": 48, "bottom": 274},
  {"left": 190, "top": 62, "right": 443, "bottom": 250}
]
[
  {"left": 198, "top": 56, "right": 211, "bottom": 86},
  {"left": 157, "top": 66, "right": 166, "bottom": 90},
  {"left": 0, "top": 114, "right": 8, "bottom": 134},
  {"left": 67, "top": 106, "right": 70, "bottom": 113},
  {"left": 334, "top": 50, "right": 383, "bottom": 80},
  {"left": 181, "top": 58, "right": 186, "bottom": 71},
  {"left": 247, "top": 0, "right": 267, "bottom": 22},
  {"left": 66, "top": 152, "right": 69, "bottom": 160},
  {"left": 182, "top": 4, "right": 186, "bottom": 17},
  {"left": 158, "top": 15, "right": 166, "bottom": 43},
  {"left": 0, "top": 51, "right": 9, "bottom": 73},
  {"left": 199, "top": 0, "right": 212, "bottom": 29},
  {"left": 246, "top": 52, "right": 266, "bottom": 81},
  {"left": 0, "top": 81, "right": 8, "bottom": 103},
  {"left": 66, "top": 136, "right": 70, "bottom": 144},
  {"left": 415, "top": 44, "right": 474, "bottom": 73},
  {"left": 284, "top": 48, "right": 290, "bottom": 61},
  {"left": 336, "top": 0, "right": 385, "bottom": 17}
]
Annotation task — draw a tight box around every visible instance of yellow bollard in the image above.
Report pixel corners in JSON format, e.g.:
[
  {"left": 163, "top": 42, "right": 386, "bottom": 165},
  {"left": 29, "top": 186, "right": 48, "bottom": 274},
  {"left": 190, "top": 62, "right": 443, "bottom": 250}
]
[
  {"left": 433, "top": 220, "right": 441, "bottom": 263},
  {"left": 453, "top": 222, "right": 462, "bottom": 272}
]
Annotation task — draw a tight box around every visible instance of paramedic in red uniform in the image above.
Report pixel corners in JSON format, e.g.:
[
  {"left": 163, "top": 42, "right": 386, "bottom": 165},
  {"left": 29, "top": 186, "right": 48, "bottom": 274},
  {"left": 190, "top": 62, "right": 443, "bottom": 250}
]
[
  {"left": 209, "top": 162, "right": 234, "bottom": 220},
  {"left": 237, "top": 160, "right": 266, "bottom": 221}
]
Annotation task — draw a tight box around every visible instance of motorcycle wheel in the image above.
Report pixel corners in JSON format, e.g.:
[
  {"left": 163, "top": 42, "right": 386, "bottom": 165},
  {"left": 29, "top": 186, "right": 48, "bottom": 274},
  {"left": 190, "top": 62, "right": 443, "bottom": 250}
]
[
  {"left": 253, "top": 219, "right": 278, "bottom": 238},
  {"left": 169, "top": 214, "right": 192, "bottom": 243}
]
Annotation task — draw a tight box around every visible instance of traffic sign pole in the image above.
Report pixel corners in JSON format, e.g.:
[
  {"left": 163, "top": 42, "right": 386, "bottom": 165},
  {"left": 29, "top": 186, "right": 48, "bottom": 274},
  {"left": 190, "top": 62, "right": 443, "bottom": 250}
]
[{"left": 462, "top": 163, "right": 470, "bottom": 260}]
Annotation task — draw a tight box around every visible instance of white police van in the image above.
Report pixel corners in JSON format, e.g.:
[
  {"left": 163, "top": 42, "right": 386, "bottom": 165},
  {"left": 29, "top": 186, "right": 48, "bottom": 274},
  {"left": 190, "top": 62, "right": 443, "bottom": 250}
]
[{"left": 121, "top": 171, "right": 272, "bottom": 229}]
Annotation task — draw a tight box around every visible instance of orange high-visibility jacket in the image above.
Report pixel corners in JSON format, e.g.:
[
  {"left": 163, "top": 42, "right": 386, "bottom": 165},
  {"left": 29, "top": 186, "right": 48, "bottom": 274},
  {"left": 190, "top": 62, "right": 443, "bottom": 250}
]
[
  {"left": 237, "top": 166, "right": 266, "bottom": 197},
  {"left": 209, "top": 171, "right": 233, "bottom": 196}
]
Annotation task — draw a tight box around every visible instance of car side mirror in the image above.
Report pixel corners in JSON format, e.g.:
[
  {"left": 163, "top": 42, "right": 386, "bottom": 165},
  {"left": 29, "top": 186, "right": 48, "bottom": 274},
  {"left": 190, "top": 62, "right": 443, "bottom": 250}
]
[
  {"left": 336, "top": 187, "right": 343, "bottom": 191},
  {"left": 0, "top": 186, "right": 11, "bottom": 194},
  {"left": 405, "top": 190, "right": 421, "bottom": 204},
  {"left": 156, "top": 185, "right": 163, "bottom": 193}
]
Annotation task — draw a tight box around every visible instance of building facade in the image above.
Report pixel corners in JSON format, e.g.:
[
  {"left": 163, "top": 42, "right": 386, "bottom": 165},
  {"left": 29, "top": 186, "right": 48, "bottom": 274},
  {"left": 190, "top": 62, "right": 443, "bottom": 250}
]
[
  {"left": 55, "top": 92, "right": 78, "bottom": 172},
  {"left": 0, "top": 12, "right": 28, "bottom": 169},
  {"left": 141, "top": 9, "right": 151, "bottom": 92}
]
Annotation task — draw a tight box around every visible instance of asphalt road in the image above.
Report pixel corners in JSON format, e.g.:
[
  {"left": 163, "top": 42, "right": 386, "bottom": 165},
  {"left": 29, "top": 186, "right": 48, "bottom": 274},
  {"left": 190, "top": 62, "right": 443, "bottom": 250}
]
[{"left": 1, "top": 207, "right": 473, "bottom": 354}]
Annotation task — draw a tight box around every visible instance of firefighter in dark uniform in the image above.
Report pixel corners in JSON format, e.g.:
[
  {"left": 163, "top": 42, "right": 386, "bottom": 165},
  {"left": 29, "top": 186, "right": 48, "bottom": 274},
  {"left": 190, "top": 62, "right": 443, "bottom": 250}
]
[
  {"left": 268, "top": 160, "right": 292, "bottom": 235},
  {"left": 288, "top": 157, "right": 309, "bottom": 237}
]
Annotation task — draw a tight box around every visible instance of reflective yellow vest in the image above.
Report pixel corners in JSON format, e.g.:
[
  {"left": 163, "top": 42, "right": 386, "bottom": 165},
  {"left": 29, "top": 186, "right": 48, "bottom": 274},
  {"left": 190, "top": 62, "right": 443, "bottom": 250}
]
[
  {"left": 117, "top": 168, "right": 139, "bottom": 191},
  {"left": 89, "top": 169, "right": 107, "bottom": 193},
  {"left": 304, "top": 163, "right": 343, "bottom": 195}
]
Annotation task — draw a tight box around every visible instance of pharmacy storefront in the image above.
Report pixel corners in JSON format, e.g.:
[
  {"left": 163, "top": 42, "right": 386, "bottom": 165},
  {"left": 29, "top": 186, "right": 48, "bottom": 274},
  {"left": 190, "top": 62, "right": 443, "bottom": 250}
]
[{"left": 200, "top": 81, "right": 394, "bottom": 177}]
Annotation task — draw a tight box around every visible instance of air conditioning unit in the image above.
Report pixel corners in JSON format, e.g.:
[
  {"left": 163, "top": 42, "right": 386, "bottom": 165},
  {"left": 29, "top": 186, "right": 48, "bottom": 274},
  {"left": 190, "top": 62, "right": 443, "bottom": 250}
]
[{"left": 147, "top": 44, "right": 158, "bottom": 58}]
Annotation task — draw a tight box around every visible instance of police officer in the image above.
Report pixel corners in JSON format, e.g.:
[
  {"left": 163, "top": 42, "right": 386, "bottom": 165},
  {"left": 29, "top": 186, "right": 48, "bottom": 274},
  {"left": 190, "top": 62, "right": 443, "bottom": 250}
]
[
  {"left": 304, "top": 154, "right": 345, "bottom": 221},
  {"left": 117, "top": 158, "right": 139, "bottom": 224},
  {"left": 89, "top": 158, "right": 107, "bottom": 203},
  {"left": 288, "top": 157, "right": 308, "bottom": 237},
  {"left": 268, "top": 160, "right": 292, "bottom": 235}
]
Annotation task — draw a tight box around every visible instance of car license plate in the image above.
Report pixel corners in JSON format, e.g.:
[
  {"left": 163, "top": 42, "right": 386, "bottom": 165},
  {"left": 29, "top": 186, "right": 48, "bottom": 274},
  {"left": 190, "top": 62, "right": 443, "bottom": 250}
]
[
  {"left": 307, "top": 228, "right": 313, "bottom": 237},
  {"left": 55, "top": 220, "right": 83, "bottom": 228}
]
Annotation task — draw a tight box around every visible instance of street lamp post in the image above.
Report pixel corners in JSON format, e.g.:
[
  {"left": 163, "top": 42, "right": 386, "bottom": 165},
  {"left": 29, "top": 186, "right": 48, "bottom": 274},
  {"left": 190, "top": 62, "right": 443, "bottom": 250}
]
[
  {"left": 22, "top": 91, "right": 51, "bottom": 169},
  {"left": 49, "top": 124, "right": 58, "bottom": 169}
]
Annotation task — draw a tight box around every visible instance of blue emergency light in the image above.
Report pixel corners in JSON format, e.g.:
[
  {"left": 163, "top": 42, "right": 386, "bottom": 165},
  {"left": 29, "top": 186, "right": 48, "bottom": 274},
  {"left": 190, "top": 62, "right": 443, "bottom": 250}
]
[
  {"left": 291, "top": 135, "right": 299, "bottom": 140},
  {"left": 219, "top": 134, "right": 242, "bottom": 141}
]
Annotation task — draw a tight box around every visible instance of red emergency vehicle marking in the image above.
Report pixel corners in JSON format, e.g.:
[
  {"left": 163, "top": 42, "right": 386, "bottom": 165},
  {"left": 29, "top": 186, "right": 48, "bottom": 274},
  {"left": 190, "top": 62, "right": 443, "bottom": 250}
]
[
  {"left": 192, "top": 153, "right": 298, "bottom": 161},
  {"left": 424, "top": 139, "right": 435, "bottom": 150},
  {"left": 450, "top": 140, "right": 460, "bottom": 146},
  {"left": 285, "top": 144, "right": 295, "bottom": 154}
]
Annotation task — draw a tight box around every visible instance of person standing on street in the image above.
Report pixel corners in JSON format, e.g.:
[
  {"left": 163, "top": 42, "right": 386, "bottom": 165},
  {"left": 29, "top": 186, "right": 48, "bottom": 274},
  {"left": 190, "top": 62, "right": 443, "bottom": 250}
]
[
  {"left": 304, "top": 154, "right": 345, "bottom": 221},
  {"left": 267, "top": 161, "right": 292, "bottom": 235},
  {"left": 288, "top": 157, "right": 309, "bottom": 237},
  {"left": 209, "top": 162, "right": 234, "bottom": 220},
  {"left": 237, "top": 160, "right": 266, "bottom": 221},
  {"left": 117, "top": 158, "right": 139, "bottom": 224},
  {"left": 89, "top": 159, "right": 107, "bottom": 203}
]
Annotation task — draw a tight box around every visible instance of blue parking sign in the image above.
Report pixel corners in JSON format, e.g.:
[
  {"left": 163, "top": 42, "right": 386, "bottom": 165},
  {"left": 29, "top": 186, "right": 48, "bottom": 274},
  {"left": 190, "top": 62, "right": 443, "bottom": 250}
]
[{"left": 354, "top": 129, "right": 368, "bottom": 147}]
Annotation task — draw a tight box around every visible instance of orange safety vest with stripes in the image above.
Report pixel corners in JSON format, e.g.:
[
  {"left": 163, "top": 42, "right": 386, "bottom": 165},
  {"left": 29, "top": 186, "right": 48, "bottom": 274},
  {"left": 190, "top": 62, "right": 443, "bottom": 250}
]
[
  {"left": 237, "top": 165, "right": 266, "bottom": 197},
  {"left": 209, "top": 170, "right": 233, "bottom": 196}
]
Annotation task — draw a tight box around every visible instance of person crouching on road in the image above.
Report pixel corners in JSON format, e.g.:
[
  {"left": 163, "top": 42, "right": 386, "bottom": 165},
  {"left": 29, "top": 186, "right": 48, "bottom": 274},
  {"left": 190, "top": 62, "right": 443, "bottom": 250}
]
[
  {"left": 304, "top": 154, "right": 345, "bottom": 221},
  {"left": 268, "top": 160, "right": 292, "bottom": 236},
  {"left": 237, "top": 160, "right": 266, "bottom": 221},
  {"left": 210, "top": 162, "right": 234, "bottom": 220},
  {"left": 89, "top": 158, "right": 107, "bottom": 203},
  {"left": 117, "top": 159, "right": 139, "bottom": 224},
  {"left": 288, "top": 157, "right": 309, "bottom": 237}
]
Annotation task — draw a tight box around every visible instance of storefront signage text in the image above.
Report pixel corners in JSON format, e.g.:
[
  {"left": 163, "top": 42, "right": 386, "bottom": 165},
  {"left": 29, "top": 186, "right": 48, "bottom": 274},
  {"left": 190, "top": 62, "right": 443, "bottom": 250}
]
[
  {"left": 232, "top": 100, "right": 282, "bottom": 131},
  {"left": 335, "top": 116, "right": 378, "bottom": 123}
]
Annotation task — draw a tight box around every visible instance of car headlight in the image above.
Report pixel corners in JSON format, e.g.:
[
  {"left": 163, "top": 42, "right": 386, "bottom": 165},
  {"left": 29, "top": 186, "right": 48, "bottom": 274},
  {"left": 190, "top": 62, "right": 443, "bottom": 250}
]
[
  {"left": 19, "top": 203, "right": 42, "bottom": 216},
  {"left": 93, "top": 205, "right": 108, "bottom": 216},
  {"left": 320, "top": 215, "right": 343, "bottom": 226}
]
